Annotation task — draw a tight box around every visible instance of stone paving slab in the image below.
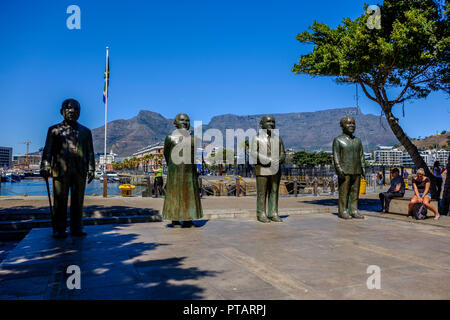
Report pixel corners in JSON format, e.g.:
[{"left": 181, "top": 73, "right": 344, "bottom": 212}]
[{"left": 1, "top": 211, "right": 449, "bottom": 300}]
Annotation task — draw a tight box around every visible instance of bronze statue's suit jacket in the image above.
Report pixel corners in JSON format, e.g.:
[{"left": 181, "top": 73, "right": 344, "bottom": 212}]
[
  {"left": 41, "top": 122, "right": 95, "bottom": 178},
  {"left": 332, "top": 134, "right": 365, "bottom": 176},
  {"left": 250, "top": 132, "right": 286, "bottom": 176}
]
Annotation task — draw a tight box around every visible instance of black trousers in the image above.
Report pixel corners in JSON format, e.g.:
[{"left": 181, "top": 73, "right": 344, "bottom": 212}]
[
  {"left": 154, "top": 177, "right": 164, "bottom": 196},
  {"left": 436, "top": 177, "right": 443, "bottom": 199},
  {"left": 379, "top": 192, "right": 404, "bottom": 212}
]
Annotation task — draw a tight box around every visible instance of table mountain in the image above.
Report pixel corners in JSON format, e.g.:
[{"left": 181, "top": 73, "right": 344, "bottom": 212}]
[{"left": 92, "top": 107, "right": 398, "bottom": 156}]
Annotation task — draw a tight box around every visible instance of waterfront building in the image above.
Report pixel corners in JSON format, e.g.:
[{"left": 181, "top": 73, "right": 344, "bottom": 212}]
[
  {"left": 0, "top": 147, "right": 13, "bottom": 169},
  {"left": 433, "top": 149, "right": 450, "bottom": 166},
  {"left": 373, "top": 146, "right": 403, "bottom": 166},
  {"left": 374, "top": 146, "right": 449, "bottom": 168},
  {"left": 132, "top": 143, "right": 165, "bottom": 170}
]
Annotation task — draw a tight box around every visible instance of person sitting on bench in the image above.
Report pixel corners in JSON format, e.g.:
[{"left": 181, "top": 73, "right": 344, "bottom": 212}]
[
  {"left": 408, "top": 168, "right": 440, "bottom": 220},
  {"left": 378, "top": 168, "right": 405, "bottom": 213}
]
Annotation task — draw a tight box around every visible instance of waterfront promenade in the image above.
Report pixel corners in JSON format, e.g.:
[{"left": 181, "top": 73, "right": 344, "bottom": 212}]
[{"left": 0, "top": 195, "right": 449, "bottom": 299}]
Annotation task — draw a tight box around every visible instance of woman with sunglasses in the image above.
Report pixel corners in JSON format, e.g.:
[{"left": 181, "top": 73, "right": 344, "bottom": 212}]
[{"left": 408, "top": 168, "right": 440, "bottom": 220}]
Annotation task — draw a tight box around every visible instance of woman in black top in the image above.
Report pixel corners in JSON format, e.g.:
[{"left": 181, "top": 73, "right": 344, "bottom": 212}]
[{"left": 408, "top": 168, "right": 439, "bottom": 220}]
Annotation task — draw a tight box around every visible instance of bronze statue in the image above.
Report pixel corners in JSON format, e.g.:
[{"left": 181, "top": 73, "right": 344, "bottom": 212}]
[
  {"left": 162, "top": 113, "right": 203, "bottom": 228},
  {"left": 40, "top": 99, "right": 95, "bottom": 238},
  {"left": 332, "top": 116, "right": 365, "bottom": 219},
  {"left": 251, "top": 115, "right": 286, "bottom": 223}
]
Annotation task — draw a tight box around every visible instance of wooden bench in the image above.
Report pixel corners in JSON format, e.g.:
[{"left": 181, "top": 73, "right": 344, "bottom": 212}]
[{"left": 388, "top": 197, "right": 438, "bottom": 217}]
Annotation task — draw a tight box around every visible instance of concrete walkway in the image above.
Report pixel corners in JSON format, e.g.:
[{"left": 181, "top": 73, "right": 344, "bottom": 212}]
[
  {"left": 1, "top": 209, "right": 449, "bottom": 299},
  {"left": 1, "top": 194, "right": 448, "bottom": 227}
]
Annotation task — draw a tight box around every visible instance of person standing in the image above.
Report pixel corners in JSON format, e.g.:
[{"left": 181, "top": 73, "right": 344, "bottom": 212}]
[
  {"left": 40, "top": 99, "right": 95, "bottom": 238},
  {"left": 371, "top": 170, "right": 377, "bottom": 192},
  {"left": 153, "top": 162, "right": 164, "bottom": 197},
  {"left": 432, "top": 161, "right": 443, "bottom": 199},
  {"left": 333, "top": 173, "right": 338, "bottom": 195},
  {"left": 378, "top": 168, "right": 405, "bottom": 213}
]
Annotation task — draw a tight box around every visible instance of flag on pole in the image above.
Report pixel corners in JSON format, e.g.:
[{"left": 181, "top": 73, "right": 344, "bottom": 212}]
[{"left": 103, "top": 47, "right": 109, "bottom": 103}]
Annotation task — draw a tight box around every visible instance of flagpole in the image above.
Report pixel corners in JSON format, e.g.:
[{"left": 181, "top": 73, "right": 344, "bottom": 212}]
[{"left": 103, "top": 46, "right": 109, "bottom": 198}]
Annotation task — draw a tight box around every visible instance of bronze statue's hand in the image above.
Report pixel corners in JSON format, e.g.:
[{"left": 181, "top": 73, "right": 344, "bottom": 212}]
[
  {"left": 40, "top": 168, "right": 50, "bottom": 179},
  {"left": 87, "top": 171, "right": 95, "bottom": 184}
]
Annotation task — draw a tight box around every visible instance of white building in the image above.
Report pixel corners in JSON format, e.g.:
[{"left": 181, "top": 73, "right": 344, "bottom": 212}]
[
  {"left": 373, "top": 146, "right": 403, "bottom": 166},
  {"left": 375, "top": 146, "right": 449, "bottom": 168},
  {"left": 99, "top": 150, "right": 117, "bottom": 166},
  {"left": 433, "top": 150, "right": 450, "bottom": 166}
]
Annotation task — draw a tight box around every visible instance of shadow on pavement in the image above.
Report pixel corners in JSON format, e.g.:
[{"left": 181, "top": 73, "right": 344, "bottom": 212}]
[{"left": 0, "top": 225, "right": 219, "bottom": 299}]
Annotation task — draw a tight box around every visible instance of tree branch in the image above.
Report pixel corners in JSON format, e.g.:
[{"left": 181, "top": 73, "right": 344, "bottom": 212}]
[{"left": 358, "top": 80, "right": 378, "bottom": 103}]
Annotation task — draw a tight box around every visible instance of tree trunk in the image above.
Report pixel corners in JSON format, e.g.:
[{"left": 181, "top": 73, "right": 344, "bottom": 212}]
[
  {"left": 383, "top": 107, "right": 438, "bottom": 199},
  {"left": 439, "top": 154, "right": 450, "bottom": 215}
]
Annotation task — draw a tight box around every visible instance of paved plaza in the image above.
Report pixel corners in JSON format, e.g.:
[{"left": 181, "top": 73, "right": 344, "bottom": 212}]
[{"left": 0, "top": 200, "right": 449, "bottom": 299}]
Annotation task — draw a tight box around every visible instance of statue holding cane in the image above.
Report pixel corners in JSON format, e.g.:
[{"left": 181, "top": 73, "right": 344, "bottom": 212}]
[{"left": 40, "top": 99, "right": 95, "bottom": 238}]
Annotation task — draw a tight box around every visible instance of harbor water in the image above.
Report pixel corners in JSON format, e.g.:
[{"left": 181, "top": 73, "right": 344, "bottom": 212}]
[{"left": 0, "top": 179, "right": 146, "bottom": 197}]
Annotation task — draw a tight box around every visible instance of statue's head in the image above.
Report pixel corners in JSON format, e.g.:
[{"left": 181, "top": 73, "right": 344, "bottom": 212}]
[
  {"left": 60, "top": 99, "right": 80, "bottom": 123},
  {"left": 174, "top": 113, "right": 190, "bottom": 130},
  {"left": 260, "top": 115, "right": 276, "bottom": 130},
  {"left": 340, "top": 116, "right": 356, "bottom": 135}
]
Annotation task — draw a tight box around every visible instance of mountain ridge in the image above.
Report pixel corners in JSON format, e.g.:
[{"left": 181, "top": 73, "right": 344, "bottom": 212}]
[{"left": 92, "top": 107, "right": 399, "bottom": 156}]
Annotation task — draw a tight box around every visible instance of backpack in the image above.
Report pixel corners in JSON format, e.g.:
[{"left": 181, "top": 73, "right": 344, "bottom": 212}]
[{"left": 413, "top": 203, "right": 427, "bottom": 220}]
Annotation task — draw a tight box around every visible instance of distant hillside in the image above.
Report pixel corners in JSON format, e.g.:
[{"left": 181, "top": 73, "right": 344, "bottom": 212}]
[
  {"left": 92, "top": 107, "right": 399, "bottom": 156},
  {"left": 398, "top": 131, "right": 450, "bottom": 151}
]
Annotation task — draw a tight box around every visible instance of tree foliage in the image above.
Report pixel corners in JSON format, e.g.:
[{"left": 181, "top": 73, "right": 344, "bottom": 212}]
[
  {"left": 292, "top": 0, "right": 449, "bottom": 198},
  {"left": 293, "top": 0, "right": 449, "bottom": 101},
  {"left": 292, "top": 151, "right": 333, "bottom": 167}
]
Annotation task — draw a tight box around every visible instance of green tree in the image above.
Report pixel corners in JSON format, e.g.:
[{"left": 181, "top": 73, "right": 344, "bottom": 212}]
[
  {"left": 292, "top": 151, "right": 333, "bottom": 167},
  {"left": 292, "top": 0, "right": 449, "bottom": 198}
]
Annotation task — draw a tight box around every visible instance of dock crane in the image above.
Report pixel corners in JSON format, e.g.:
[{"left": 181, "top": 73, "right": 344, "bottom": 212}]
[{"left": 19, "top": 140, "right": 32, "bottom": 168}]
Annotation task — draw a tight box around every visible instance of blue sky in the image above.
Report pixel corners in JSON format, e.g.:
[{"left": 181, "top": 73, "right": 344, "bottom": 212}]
[{"left": 0, "top": 0, "right": 448, "bottom": 154}]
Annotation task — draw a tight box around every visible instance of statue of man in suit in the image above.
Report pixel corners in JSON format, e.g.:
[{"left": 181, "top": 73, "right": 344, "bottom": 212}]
[
  {"left": 332, "top": 116, "right": 365, "bottom": 219},
  {"left": 40, "top": 99, "right": 95, "bottom": 238},
  {"left": 251, "top": 115, "right": 286, "bottom": 223}
]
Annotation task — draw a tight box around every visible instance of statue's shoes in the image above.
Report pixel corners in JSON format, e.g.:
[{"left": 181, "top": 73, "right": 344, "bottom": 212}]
[
  {"left": 53, "top": 231, "right": 67, "bottom": 239},
  {"left": 268, "top": 216, "right": 283, "bottom": 222},
  {"left": 350, "top": 212, "right": 365, "bottom": 219},
  {"left": 257, "top": 215, "right": 271, "bottom": 223},
  {"left": 171, "top": 221, "right": 182, "bottom": 228},
  {"left": 182, "top": 221, "right": 195, "bottom": 228},
  {"left": 71, "top": 231, "right": 87, "bottom": 237},
  {"left": 338, "top": 213, "right": 352, "bottom": 220}
]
